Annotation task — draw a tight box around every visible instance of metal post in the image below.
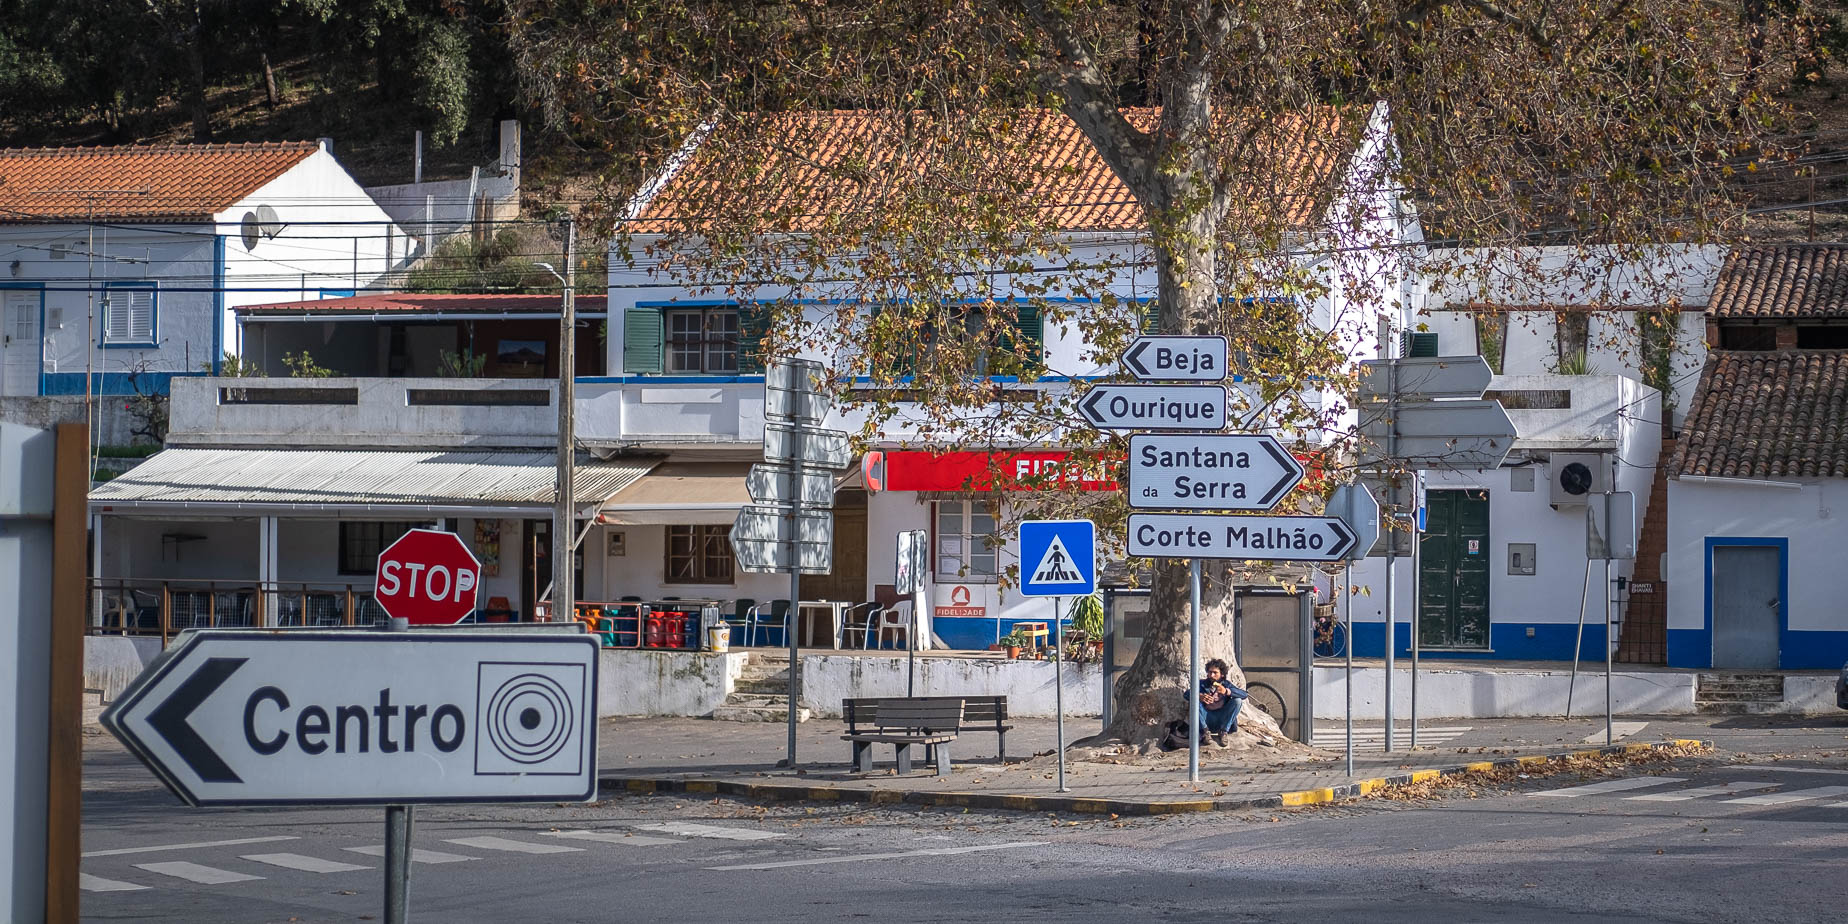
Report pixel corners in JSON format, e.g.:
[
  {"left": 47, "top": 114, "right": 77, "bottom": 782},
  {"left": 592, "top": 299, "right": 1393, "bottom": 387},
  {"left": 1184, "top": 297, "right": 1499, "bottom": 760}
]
[
  {"left": 1188, "top": 558, "right": 1202, "bottom": 783},
  {"left": 413, "top": 130, "right": 423, "bottom": 184},
  {"left": 1343, "top": 564, "right": 1353, "bottom": 777},
  {"left": 1604, "top": 490, "right": 1614, "bottom": 746},
  {"left": 1383, "top": 357, "right": 1398, "bottom": 753},
  {"left": 1053, "top": 596, "right": 1068, "bottom": 792},
  {"left": 787, "top": 576, "right": 799, "bottom": 769},
  {"left": 1101, "top": 588, "right": 1114, "bottom": 729},
  {"left": 381, "top": 615, "right": 412, "bottom": 924},
  {"left": 553, "top": 218, "right": 576, "bottom": 630},
  {"left": 1409, "top": 474, "right": 1420, "bottom": 750},
  {"left": 1566, "top": 559, "right": 1593, "bottom": 717}
]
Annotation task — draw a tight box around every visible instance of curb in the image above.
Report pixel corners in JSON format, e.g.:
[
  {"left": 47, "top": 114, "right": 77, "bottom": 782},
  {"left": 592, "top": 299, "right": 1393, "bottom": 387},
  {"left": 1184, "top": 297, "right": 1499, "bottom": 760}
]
[{"left": 597, "top": 738, "right": 1707, "bottom": 817}]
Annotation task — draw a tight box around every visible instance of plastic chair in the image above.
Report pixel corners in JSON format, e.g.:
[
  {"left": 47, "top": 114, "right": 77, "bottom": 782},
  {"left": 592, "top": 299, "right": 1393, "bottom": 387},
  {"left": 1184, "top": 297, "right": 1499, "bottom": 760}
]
[
  {"left": 746, "top": 599, "right": 791, "bottom": 647},
  {"left": 873, "top": 606, "right": 910, "bottom": 650},
  {"left": 721, "top": 598, "right": 755, "bottom": 646},
  {"left": 842, "top": 602, "right": 882, "bottom": 649}
]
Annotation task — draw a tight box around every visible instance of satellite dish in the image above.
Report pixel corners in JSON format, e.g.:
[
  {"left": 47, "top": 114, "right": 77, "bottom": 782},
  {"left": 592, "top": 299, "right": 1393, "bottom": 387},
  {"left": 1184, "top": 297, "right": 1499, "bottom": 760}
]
[
  {"left": 240, "top": 212, "right": 261, "bottom": 251},
  {"left": 256, "top": 204, "right": 283, "bottom": 239}
]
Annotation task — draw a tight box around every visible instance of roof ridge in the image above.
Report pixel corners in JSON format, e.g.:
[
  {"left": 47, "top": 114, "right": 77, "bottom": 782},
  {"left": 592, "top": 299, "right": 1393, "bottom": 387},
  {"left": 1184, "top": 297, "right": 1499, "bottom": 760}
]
[{"left": 0, "top": 140, "right": 321, "bottom": 157}]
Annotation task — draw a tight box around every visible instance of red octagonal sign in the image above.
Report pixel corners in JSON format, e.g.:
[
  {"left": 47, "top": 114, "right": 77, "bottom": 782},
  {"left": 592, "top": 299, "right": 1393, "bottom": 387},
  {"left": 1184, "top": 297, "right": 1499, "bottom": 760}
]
[{"left": 374, "top": 528, "right": 481, "bottom": 625}]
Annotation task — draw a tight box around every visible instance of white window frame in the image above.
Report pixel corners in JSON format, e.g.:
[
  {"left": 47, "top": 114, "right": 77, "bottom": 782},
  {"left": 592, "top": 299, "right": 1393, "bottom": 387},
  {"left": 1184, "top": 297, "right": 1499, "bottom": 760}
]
[
  {"left": 100, "top": 283, "right": 156, "bottom": 346},
  {"left": 933, "top": 499, "right": 998, "bottom": 583},
  {"left": 664, "top": 307, "right": 740, "bottom": 374}
]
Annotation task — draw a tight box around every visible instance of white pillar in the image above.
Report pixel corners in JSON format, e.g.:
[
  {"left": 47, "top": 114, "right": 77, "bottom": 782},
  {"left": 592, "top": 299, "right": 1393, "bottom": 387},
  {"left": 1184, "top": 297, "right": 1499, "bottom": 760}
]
[
  {"left": 258, "top": 516, "right": 279, "bottom": 627},
  {"left": 90, "top": 513, "right": 104, "bottom": 626}
]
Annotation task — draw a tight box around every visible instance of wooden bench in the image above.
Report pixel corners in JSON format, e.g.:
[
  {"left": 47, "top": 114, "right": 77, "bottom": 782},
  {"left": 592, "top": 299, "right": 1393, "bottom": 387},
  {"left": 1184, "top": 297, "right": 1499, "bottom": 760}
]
[
  {"left": 843, "top": 695, "right": 1013, "bottom": 764},
  {"left": 840, "top": 698, "right": 963, "bottom": 777}
]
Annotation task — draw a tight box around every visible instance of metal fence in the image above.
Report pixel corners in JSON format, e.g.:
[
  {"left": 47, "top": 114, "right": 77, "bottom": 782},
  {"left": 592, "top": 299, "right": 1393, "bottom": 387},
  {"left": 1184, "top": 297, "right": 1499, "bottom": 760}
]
[{"left": 87, "top": 579, "right": 392, "bottom": 646}]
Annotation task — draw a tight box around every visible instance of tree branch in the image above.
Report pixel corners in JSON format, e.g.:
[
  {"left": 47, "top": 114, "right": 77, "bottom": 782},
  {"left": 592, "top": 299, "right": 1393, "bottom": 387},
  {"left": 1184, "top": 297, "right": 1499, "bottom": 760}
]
[{"left": 1018, "top": 0, "right": 1158, "bottom": 204}]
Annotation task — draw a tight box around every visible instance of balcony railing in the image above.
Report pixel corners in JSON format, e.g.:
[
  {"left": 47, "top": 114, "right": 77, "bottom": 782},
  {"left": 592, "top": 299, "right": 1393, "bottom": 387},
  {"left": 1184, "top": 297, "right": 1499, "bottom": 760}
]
[{"left": 87, "top": 578, "right": 411, "bottom": 646}]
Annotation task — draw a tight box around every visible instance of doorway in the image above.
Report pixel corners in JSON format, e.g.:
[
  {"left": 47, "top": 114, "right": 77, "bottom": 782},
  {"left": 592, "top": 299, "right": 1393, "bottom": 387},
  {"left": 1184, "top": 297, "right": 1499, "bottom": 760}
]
[
  {"left": 1417, "top": 489, "right": 1491, "bottom": 649},
  {"left": 1, "top": 288, "right": 40, "bottom": 396},
  {"left": 800, "top": 490, "right": 869, "bottom": 603},
  {"left": 1710, "top": 542, "right": 1783, "bottom": 669}
]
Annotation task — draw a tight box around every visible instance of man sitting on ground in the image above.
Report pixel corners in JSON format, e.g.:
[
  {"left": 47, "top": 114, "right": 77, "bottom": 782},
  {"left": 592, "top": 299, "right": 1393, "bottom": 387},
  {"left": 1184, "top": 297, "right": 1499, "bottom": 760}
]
[{"left": 1199, "top": 658, "right": 1248, "bottom": 747}]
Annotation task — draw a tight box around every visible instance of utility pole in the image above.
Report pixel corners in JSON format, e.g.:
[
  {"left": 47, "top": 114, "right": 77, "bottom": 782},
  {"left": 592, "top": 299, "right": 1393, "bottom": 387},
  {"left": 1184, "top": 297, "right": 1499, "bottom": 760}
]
[{"left": 552, "top": 217, "right": 576, "bottom": 623}]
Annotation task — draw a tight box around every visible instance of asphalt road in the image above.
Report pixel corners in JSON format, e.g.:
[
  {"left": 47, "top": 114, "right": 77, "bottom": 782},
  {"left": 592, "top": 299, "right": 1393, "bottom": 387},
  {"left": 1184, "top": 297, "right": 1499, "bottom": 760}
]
[{"left": 81, "top": 734, "right": 1848, "bottom": 924}]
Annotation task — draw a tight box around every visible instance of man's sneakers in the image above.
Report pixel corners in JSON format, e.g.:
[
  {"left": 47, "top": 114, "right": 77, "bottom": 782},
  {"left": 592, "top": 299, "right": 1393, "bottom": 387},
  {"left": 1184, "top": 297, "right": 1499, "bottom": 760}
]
[{"left": 1211, "top": 732, "right": 1229, "bottom": 747}]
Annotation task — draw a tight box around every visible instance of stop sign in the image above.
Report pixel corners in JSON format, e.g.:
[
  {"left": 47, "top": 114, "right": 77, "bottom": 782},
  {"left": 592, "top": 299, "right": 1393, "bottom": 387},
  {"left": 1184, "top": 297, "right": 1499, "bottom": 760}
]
[{"left": 374, "top": 528, "right": 481, "bottom": 625}]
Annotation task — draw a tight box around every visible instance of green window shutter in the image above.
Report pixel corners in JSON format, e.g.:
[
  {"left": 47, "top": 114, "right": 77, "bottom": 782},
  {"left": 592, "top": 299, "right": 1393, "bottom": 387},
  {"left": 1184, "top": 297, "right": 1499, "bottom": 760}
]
[
  {"left": 1015, "top": 303, "right": 1044, "bottom": 378},
  {"left": 623, "top": 309, "right": 663, "bottom": 374},
  {"left": 737, "top": 303, "right": 770, "bottom": 374},
  {"left": 1401, "top": 331, "right": 1439, "bottom": 358},
  {"left": 1141, "top": 302, "right": 1159, "bottom": 333}
]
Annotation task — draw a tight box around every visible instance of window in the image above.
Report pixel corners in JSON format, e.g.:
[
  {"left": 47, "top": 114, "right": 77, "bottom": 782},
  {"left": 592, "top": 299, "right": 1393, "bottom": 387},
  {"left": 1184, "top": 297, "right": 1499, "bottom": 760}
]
[
  {"left": 665, "top": 525, "right": 734, "bottom": 584},
  {"left": 337, "top": 522, "right": 425, "bottom": 575},
  {"left": 1718, "top": 325, "right": 1777, "bottom": 350},
  {"left": 934, "top": 500, "right": 998, "bottom": 582},
  {"left": 665, "top": 308, "right": 739, "bottom": 373},
  {"left": 101, "top": 284, "right": 155, "bottom": 345},
  {"left": 1797, "top": 326, "right": 1848, "bottom": 349},
  {"left": 1474, "top": 313, "right": 1506, "bottom": 374},
  {"left": 1554, "top": 312, "right": 1590, "bottom": 372}
]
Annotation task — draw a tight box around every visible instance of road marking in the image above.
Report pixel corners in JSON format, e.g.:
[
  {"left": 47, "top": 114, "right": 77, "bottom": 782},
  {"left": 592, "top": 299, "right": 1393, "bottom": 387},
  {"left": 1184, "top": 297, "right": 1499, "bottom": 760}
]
[
  {"left": 444, "top": 836, "right": 583, "bottom": 855},
  {"left": 548, "top": 830, "right": 682, "bottom": 846},
  {"left": 345, "top": 846, "right": 476, "bottom": 864},
  {"left": 1580, "top": 722, "right": 1648, "bottom": 744},
  {"left": 1719, "top": 766, "right": 1848, "bottom": 777},
  {"left": 1723, "top": 785, "right": 1848, "bottom": 806},
  {"left": 707, "top": 841, "right": 1043, "bottom": 871},
  {"left": 635, "top": 822, "right": 786, "bottom": 841},
  {"left": 78, "top": 873, "right": 148, "bottom": 892},
  {"left": 84, "top": 836, "right": 297, "bottom": 858},
  {"left": 134, "top": 861, "right": 264, "bottom": 885},
  {"left": 1531, "top": 777, "right": 1685, "bottom": 798},
  {"left": 1628, "top": 781, "right": 1779, "bottom": 802},
  {"left": 241, "top": 853, "right": 372, "bottom": 873}
]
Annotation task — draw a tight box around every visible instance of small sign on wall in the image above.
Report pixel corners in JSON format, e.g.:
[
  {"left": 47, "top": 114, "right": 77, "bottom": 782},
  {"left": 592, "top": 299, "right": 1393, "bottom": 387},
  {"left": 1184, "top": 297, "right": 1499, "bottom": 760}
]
[{"left": 607, "top": 531, "right": 626, "bottom": 557}]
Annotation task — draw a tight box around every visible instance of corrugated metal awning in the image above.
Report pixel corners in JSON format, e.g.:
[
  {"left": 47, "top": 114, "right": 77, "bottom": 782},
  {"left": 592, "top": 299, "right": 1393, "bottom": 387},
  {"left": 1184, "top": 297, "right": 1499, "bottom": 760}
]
[
  {"left": 597, "top": 461, "right": 751, "bottom": 525},
  {"left": 90, "top": 448, "right": 657, "bottom": 515}
]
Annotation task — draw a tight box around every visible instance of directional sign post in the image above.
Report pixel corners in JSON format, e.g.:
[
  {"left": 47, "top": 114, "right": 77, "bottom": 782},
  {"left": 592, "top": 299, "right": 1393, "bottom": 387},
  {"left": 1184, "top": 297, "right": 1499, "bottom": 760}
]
[
  {"left": 1359, "top": 355, "right": 1494, "bottom": 400},
  {"left": 745, "top": 463, "right": 836, "bottom": 509},
  {"left": 1127, "top": 513, "right": 1359, "bottom": 562},
  {"left": 1123, "top": 335, "right": 1229, "bottom": 381},
  {"left": 1126, "top": 433, "right": 1303, "bottom": 510},
  {"left": 1326, "top": 483, "right": 1381, "bottom": 562},
  {"left": 1078, "top": 383, "right": 1228, "bottom": 431},
  {"left": 1016, "top": 520, "right": 1096, "bottom": 794},
  {"left": 1358, "top": 400, "right": 1517, "bottom": 470}
]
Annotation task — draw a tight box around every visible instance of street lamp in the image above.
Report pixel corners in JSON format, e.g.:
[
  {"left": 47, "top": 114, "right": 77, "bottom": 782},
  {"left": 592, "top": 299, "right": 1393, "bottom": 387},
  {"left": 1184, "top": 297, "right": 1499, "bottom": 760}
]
[{"left": 535, "top": 221, "right": 575, "bottom": 624}]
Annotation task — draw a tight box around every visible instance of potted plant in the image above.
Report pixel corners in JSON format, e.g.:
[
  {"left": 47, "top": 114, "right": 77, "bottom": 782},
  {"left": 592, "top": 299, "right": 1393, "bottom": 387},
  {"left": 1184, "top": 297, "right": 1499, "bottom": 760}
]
[{"left": 999, "top": 630, "right": 1029, "bottom": 659}]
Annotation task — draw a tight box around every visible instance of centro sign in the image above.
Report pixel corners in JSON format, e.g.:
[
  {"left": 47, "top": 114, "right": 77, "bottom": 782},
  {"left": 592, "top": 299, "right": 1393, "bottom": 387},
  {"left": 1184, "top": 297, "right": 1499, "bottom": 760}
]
[
  {"left": 101, "top": 631, "right": 599, "bottom": 806},
  {"left": 375, "top": 528, "right": 480, "bottom": 625}
]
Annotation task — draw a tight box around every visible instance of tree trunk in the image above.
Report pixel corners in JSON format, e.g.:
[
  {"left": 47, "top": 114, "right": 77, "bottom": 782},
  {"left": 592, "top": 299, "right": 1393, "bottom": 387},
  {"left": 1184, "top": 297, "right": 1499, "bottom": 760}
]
[
  {"left": 262, "top": 52, "right": 279, "bottom": 109},
  {"left": 186, "top": 1, "right": 213, "bottom": 142}
]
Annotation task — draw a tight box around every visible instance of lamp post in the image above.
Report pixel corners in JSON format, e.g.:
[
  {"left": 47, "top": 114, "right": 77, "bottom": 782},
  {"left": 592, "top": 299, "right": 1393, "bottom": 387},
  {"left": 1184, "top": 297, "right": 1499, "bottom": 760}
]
[{"left": 535, "top": 218, "right": 576, "bottom": 624}]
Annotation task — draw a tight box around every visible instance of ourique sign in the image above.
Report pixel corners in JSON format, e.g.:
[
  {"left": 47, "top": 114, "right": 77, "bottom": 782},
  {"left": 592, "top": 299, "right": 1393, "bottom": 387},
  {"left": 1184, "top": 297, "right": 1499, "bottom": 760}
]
[
  {"left": 1078, "top": 384, "right": 1228, "bottom": 431},
  {"left": 1126, "top": 513, "right": 1359, "bottom": 562},
  {"left": 100, "top": 631, "right": 599, "bottom": 807},
  {"left": 1123, "top": 335, "right": 1229, "bottom": 381},
  {"left": 1125, "top": 433, "right": 1303, "bottom": 511},
  {"left": 374, "top": 529, "right": 481, "bottom": 626}
]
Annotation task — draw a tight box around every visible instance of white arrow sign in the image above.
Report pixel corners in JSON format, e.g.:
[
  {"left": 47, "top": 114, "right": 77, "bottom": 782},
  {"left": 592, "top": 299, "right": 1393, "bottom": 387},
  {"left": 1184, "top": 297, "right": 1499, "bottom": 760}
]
[
  {"left": 1123, "top": 335, "right": 1229, "bottom": 381},
  {"left": 100, "top": 630, "right": 599, "bottom": 807},
  {"left": 1078, "top": 383, "right": 1228, "bottom": 431},
  {"left": 745, "top": 463, "right": 836, "bottom": 508},
  {"left": 1326, "top": 483, "right": 1381, "bottom": 562},
  {"left": 763, "top": 423, "right": 852, "bottom": 470},
  {"left": 1358, "top": 399, "right": 1517, "bottom": 470},
  {"left": 1126, "top": 433, "right": 1303, "bottom": 511},
  {"left": 1127, "top": 513, "right": 1360, "bottom": 561},
  {"left": 1358, "top": 355, "right": 1495, "bottom": 401}
]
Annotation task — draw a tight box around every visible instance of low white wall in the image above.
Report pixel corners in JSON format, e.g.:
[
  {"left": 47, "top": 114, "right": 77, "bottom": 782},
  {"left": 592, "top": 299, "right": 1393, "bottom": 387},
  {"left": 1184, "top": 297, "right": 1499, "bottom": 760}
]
[
  {"left": 597, "top": 649, "right": 745, "bottom": 717},
  {"left": 84, "top": 635, "right": 162, "bottom": 701},
  {"left": 1311, "top": 665, "right": 1698, "bottom": 719},
  {"left": 1783, "top": 676, "right": 1843, "bottom": 714},
  {"left": 799, "top": 655, "right": 1103, "bottom": 718}
]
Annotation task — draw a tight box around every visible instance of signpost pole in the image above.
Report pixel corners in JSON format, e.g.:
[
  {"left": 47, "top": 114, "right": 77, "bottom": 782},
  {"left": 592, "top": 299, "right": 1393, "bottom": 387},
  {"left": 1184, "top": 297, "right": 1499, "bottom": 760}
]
[
  {"left": 1188, "top": 558, "right": 1202, "bottom": 784},
  {"left": 1343, "top": 564, "right": 1354, "bottom": 776},
  {"left": 1053, "top": 596, "right": 1068, "bottom": 793},
  {"left": 1410, "top": 474, "right": 1420, "bottom": 751},
  {"left": 1604, "top": 487, "right": 1614, "bottom": 746},
  {"left": 787, "top": 434, "right": 802, "bottom": 771},
  {"left": 553, "top": 217, "right": 575, "bottom": 626},
  {"left": 379, "top": 616, "right": 412, "bottom": 924}
]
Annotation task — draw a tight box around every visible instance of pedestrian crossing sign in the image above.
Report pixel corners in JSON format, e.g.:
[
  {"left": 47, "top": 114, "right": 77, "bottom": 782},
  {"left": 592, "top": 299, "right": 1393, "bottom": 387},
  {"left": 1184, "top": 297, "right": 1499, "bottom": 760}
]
[{"left": 1017, "top": 520, "right": 1096, "bottom": 597}]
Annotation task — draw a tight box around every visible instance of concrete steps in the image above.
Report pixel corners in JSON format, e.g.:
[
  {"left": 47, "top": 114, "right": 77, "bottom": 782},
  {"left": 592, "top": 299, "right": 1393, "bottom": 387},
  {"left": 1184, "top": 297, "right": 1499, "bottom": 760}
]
[
  {"left": 710, "top": 654, "right": 810, "bottom": 723},
  {"left": 1696, "top": 672, "right": 1785, "bottom": 714},
  {"left": 82, "top": 687, "right": 107, "bottom": 726}
]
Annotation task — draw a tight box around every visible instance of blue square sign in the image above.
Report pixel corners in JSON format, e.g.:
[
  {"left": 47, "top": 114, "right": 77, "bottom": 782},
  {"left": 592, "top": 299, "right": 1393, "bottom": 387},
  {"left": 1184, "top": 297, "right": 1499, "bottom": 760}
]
[{"left": 1017, "top": 520, "right": 1096, "bottom": 597}]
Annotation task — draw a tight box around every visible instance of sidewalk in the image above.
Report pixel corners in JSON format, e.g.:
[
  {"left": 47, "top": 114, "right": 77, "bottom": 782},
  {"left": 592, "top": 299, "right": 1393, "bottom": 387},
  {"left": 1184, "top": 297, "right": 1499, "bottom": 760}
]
[{"left": 597, "top": 715, "right": 1713, "bottom": 815}]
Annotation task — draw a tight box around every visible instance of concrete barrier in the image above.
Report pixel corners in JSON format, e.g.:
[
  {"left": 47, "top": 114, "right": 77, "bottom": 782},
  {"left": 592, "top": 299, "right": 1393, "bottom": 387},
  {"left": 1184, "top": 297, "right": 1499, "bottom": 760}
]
[
  {"left": 1311, "top": 665, "right": 1697, "bottom": 719},
  {"left": 84, "top": 635, "right": 162, "bottom": 702},
  {"left": 799, "top": 655, "right": 1103, "bottom": 718},
  {"left": 597, "top": 649, "right": 746, "bottom": 717}
]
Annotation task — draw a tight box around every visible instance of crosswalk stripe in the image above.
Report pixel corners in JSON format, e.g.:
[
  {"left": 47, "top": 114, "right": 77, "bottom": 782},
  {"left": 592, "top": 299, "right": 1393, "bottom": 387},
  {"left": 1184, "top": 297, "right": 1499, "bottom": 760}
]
[
  {"left": 1531, "top": 777, "right": 1686, "bottom": 798},
  {"left": 635, "top": 822, "right": 785, "bottom": 841},
  {"left": 1581, "top": 722, "right": 1649, "bottom": 744},
  {"left": 1723, "top": 785, "right": 1848, "bottom": 806},
  {"left": 1628, "top": 782, "right": 1778, "bottom": 802},
  {"left": 707, "top": 841, "right": 1042, "bottom": 871},
  {"left": 241, "top": 853, "right": 372, "bottom": 873},
  {"left": 548, "top": 830, "right": 682, "bottom": 846},
  {"left": 444, "top": 836, "right": 583, "bottom": 855},
  {"left": 345, "top": 846, "right": 476, "bottom": 864},
  {"left": 84, "top": 836, "right": 296, "bottom": 858},
  {"left": 78, "top": 873, "right": 149, "bottom": 892},
  {"left": 134, "top": 861, "right": 263, "bottom": 885}
]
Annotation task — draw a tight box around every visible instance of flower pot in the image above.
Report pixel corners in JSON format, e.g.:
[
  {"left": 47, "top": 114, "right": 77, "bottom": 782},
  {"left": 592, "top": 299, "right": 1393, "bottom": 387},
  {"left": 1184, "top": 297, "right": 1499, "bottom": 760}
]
[{"left": 1005, "top": 646, "right": 1022, "bottom": 659}]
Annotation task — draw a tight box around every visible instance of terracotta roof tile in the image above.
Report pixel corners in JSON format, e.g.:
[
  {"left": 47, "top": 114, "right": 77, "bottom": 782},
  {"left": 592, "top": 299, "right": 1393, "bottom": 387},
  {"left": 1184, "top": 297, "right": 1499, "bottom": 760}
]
[
  {"left": 628, "top": 108, "right": 1357, "bottom": 234},
  {"left": 1672, "top": 349, "right": 1848, "bottom": 479},
  {"left": 1707, "top": 245, "right": 1848, "bottom": 320},
  {"left": 1460, "top": 301, "right": 1694, "bottom": 313},
  {"left": 236, "top": 293, "right": 610, "bottom": 314},
  {"left": 0, "top": 142, "right": 320, "bottom": 222}
]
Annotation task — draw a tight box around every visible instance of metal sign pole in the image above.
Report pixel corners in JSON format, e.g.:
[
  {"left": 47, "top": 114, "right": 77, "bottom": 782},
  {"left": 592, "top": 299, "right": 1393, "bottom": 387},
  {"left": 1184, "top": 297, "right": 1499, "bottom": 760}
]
[
  {"left": 1188, "top": 558, "right": 1202, "bottom": 783},
  {"left": 1410, "top": 475, "right": 1420, "bottom": 751},
  {"left": 1567, "top": 559, "right": 1592, "bottom": 717},
  {"left": 786, "top": 438, "right": 802, "bottom": 770},
  {"left": 1053, "top": 596, "right": 1068, "bottom": 792},
  {"left": 1344, "top": 564, "right": 1354, "bottom": 777},
  {"left": 1604, "top": 488, "right": 1614, "bottom": 746},
  {"left": 380, "top": 616, "right": 412, "bottom": 924}
]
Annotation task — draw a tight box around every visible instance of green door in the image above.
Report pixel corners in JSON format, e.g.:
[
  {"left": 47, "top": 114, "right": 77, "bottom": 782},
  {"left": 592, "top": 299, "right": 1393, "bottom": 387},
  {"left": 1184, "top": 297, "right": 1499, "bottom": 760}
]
[{"left": 1418, "top": 489, "right": 1491, "bottom": 649}]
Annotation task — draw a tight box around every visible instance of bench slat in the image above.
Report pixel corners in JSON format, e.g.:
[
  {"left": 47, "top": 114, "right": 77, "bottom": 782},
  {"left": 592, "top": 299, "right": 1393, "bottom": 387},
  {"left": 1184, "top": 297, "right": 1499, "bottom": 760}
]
[{"left": 841, "top": 733, "right": 957, "bottom": 745}]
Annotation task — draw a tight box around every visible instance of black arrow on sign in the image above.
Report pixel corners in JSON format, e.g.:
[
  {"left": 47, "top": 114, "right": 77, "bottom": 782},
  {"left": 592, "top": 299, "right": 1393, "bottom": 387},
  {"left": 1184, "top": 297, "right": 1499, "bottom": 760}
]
[
  {"left": 1124, "top": 339, "right": 1155, "bottom": 378},
  {"left": 1323, "top": 518, "right": 1357, "bottom": 560},
  {"left": 1079, "top": 389, "right": 1110, "bottom": 423},
  {"left": 148, "top": 657, "right": 246, "bottom": 783},
  {"left": 1255, "top": 439, "right": 1306, "bottom": 508}
]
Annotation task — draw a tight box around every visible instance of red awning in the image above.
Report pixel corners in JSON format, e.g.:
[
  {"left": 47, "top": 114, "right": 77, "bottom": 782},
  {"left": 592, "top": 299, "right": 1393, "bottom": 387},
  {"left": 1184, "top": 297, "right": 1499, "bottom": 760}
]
[{"left": 863, "top": 450, "right": 1113, "bottom": 492}]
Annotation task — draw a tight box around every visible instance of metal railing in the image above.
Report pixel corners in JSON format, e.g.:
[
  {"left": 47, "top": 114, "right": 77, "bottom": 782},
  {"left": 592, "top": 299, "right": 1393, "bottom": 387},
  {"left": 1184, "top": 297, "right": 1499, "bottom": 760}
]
[{"left": 87, "top": 578, "right": 392, "bottom": 646}]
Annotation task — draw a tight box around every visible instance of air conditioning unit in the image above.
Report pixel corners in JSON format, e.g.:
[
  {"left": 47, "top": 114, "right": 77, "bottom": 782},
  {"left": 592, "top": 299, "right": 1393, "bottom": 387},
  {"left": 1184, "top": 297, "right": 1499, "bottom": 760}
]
[{"left": 1549, "top": 453, "right": 1609, "bottom": 507}]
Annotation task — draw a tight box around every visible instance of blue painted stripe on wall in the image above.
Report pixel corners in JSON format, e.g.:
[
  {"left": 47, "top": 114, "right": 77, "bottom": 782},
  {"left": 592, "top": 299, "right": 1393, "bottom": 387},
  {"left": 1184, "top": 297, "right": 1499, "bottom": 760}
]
[
  {"left": 1347, "top": 621, "right": 1609, "bottom": 662},
  {"left": 1667, "top": 628, "right": 1711, "bottom": 669},
  {"left": 1780, "top": 630, "right": 1848, "bottom": 669},
  {"left": 41, "top": 371, "right": 204, "bottom": 396},
  {"left": 930, "top": 616, "right": 1072, "bottom": 652}
]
